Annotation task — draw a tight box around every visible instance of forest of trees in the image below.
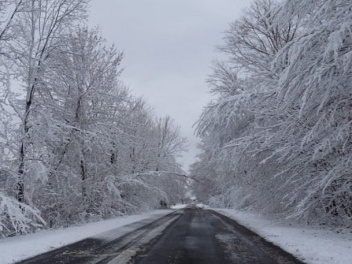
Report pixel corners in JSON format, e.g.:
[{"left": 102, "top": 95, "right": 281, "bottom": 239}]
[
  {"left": 1, "top": 0, "right": 351, "bottom": 239},
  {"left": 0, "top": 0, "right": 187, "bottom": 237},
  {"left": 191, "top": 0, "right": 352, "bottom": 227}
]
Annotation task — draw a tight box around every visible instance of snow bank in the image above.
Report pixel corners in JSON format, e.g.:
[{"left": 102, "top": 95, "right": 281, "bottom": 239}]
[
  {"left": 196, "top": 203, "right": 208, "bottom": 209},
  {"left": 214, "top": 209, "right": 352, "bottom": 264},
  {"left": 0, "top": 210, "right": 172, "bottom": 264},
  {"left": 170, "top": 204, "right": 188, "bottom": 209}
]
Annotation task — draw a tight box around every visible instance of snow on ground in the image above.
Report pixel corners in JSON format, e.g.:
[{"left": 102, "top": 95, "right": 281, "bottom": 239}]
[
  {"left": 214, "top": 209, "right": 352, "bottom": 264},
  {"left": 0, "top": 210, "right": 173, "bottom": 264},
  {"left": 2, "top": 207, "right": 349, "bottom": 264},
  {"left": 170, "top": 203, "right": 208, "bottom": 209},
  {"left": 196, "top": 203, "right": 208, "bottom": 209},
  {"left": 170, "top": 203, "right": 188, "bottom": 209}
]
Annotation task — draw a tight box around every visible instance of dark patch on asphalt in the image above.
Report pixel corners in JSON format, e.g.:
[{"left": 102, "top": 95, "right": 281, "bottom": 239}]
[
  {"left": 132, "top": 209, "right": 305, "bottom": 264},
  {"left": 16, "top": 211, "right": 181, "bottom": 264},
  {"left": 209, "top": 210, "right": 304, "bottom": 264},
  {"left": 133, "top": 208, "right": 231, "bottom": 264},
  {"left": 16, "top": 237, "right": 105, "bottom": 264}
]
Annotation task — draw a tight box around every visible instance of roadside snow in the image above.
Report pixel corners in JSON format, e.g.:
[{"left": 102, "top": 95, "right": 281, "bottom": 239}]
[
  {"left": 196, "top": 203, "right": 208, "bottom": 209},
  {"left": 170, "top": 203, "right": 208, "bottom": 209},
  {"left": 0, "top": 210, "right": 172, "bottom": 264},
  {"left": 170, "top": 203, "right": 188, "bottom": 209},
  {"left": 214, "top": 209, "right": 352, "bottom": 264}
]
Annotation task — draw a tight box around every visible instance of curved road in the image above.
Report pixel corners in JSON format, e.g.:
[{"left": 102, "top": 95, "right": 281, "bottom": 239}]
[{"left": 18, "top": 209, "right": 304, "bottom": 264}]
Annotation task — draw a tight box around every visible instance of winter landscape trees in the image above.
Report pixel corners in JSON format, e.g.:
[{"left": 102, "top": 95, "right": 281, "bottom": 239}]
[
  {"left": 191, "top": 0, "right": 352, "bottom": 227},
  {"left": 0, "top": 0, "right": 186, "bottom": 237},
  {"left": 2, "top": 0, "right": 350, "bottom": 239}
]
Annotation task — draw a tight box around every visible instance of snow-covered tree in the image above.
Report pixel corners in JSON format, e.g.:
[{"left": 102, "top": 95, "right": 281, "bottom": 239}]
[
  {"left": 11, "top": 0, "right": 88, "bottom": 205},
  {"left": 220, "top": 0, "right": 298, "bottom": 79},
  {"left": 192, "top": 0, "right": 352, "bottom": 227},
  {"left": 0, "top": 1, "right": 187, "bottom": 236},
  {"left": 192, "top": 0, "right": 297, "bottom": 209},
  {"left": 268, "top": 0, "right": 352, "bottom": 224}
]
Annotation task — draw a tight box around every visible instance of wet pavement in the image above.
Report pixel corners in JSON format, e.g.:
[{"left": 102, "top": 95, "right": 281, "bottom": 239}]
[
  {"left": 133, "top": 209, "right": 303, "bottom": 264},
  {"left": 17, "top": 209, "right": 304, "bottom": 264}
]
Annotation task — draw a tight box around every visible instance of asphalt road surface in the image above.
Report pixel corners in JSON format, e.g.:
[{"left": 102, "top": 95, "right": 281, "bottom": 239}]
[{"left": 18, "top": 209, "right": 304, "bottom": 264}]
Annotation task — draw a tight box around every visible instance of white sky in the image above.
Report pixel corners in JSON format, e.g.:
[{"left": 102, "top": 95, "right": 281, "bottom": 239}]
[{"left": 88, "top": 0, "right": 249, "bottom": 172}]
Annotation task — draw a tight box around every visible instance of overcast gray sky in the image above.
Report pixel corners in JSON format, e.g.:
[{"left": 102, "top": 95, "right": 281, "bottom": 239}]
[{"left": 88, "top": 0, "right": 249, "bottom": 172}]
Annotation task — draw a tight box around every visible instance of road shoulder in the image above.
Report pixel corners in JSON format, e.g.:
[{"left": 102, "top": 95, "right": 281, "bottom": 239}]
[
  {"left": 0, "top": 210, "right": 173, "bottom": 264},
  {"left": 213, "top": 208, "right": 352, "bottom": 264}
]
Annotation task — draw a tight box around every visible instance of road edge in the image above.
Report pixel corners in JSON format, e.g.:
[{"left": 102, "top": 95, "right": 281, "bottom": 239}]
[
  {"left": 209, "top": 209, "right": 306, "bottom": 264},
  {"left": 14, "top": 209, "right": 182, "bottom": 264}
]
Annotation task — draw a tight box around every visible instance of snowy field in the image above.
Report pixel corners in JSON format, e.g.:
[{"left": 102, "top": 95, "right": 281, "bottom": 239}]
[
  {"left": 0, "top": 210, "right": 173, "bottom": 264},
  {"left": 215, "top": 209, "right": 352, "bottom": 264}
]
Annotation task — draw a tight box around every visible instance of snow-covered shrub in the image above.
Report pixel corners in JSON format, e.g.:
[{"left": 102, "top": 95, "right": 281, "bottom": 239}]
[{"left": 0, "top": 192, "right": 45, "bottom": 237}]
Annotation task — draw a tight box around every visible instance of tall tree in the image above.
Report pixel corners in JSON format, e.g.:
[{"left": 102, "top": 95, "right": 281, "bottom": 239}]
[
  {"left": 11, "top": 0, "right": 88, "bottom": 204},
  {"left": 193, "top": 0, "right": 352, "bottom": 227},
  {"left": 0, "top": 0, "right": 188, "bottom": 236},
  {"left": 193, "top": 0, "right": 298, "bottom": 209},
  {"left": 269, "top": 0, "right": 352, "bottom": 222},
  {"left": 220, "top": 0, "right": 298, "bottom": 78}
]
